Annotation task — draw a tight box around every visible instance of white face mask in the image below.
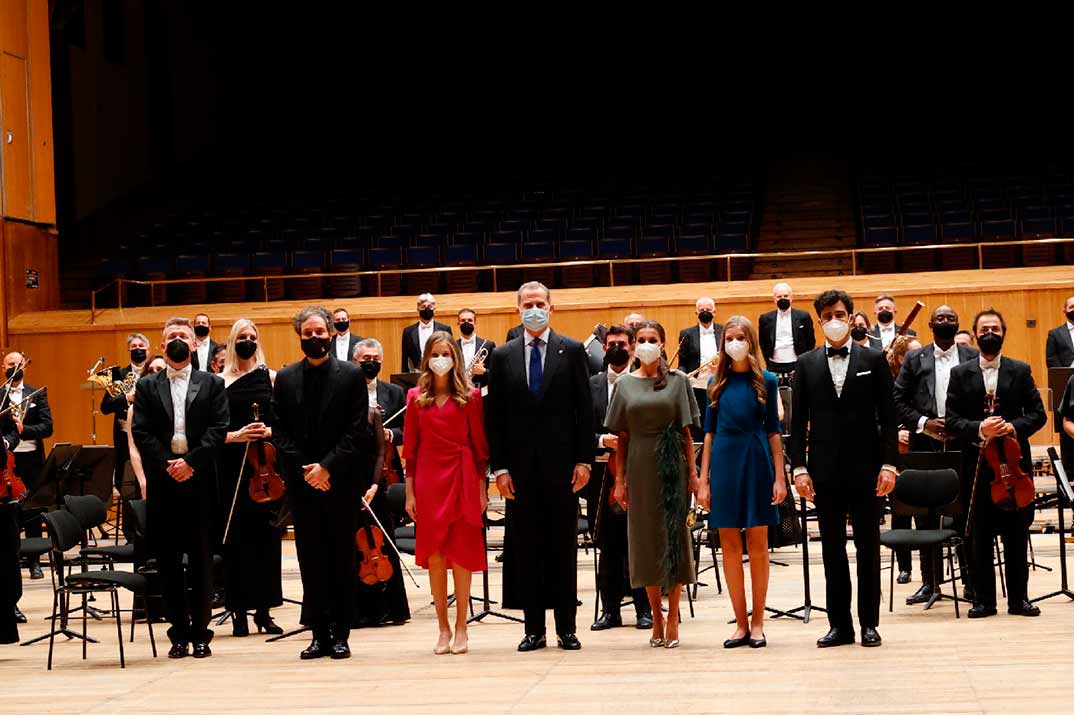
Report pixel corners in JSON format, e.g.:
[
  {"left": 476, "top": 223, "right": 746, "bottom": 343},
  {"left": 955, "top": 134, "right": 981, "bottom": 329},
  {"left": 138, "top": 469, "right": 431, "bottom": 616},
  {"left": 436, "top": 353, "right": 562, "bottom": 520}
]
[
  {"left": 635, "top": 342, "right": 662, "bottom": 365},
  {"left": 725, "top": 338, "right": 750, "bottom": 362},
  {"left": 428, "top": 356, "right": 454, "bottom": 376},
  {"left": 822, "top": 318, "right": 850, "bottom": 343}
]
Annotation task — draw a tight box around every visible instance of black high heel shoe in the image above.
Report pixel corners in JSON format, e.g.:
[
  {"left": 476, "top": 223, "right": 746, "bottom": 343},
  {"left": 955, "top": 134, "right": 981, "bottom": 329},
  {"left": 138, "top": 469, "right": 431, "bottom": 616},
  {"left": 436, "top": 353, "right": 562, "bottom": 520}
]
[
  {"left": 254, "top": 610, "right": 283, "bottom": 635},
  {"left": 232, "top": 612, "right": 250, "bottom": 638}
]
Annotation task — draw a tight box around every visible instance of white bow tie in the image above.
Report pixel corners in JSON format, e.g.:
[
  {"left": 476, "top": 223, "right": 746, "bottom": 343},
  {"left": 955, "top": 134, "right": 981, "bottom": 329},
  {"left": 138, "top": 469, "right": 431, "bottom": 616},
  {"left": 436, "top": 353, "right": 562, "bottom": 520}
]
[
  {"left": 167, "top": 367, "right": 190, "bottom": 381},
  {"left": 980, "top": 358, "right": 1000, "bottom": 370},
  {"left": 608, "top": 370, "right": 622, "bottom": 385},
  {"left": 935, "top": 345, "right": 957, "bottom": 360}
]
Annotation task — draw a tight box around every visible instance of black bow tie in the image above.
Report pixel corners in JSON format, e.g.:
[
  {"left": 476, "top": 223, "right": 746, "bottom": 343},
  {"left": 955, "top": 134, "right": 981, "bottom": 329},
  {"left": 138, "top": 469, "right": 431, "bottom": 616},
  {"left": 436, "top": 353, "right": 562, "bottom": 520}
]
[{"left": 826, "top": 346, "right": 849, "bottom": 358}]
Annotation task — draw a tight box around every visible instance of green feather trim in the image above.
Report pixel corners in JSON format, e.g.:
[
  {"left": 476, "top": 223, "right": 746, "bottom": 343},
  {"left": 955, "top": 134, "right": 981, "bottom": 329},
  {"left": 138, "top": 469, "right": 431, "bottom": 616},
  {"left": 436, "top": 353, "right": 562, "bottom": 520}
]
[{"left": 656, "top": 421, "right": 687, "bottom": 589}]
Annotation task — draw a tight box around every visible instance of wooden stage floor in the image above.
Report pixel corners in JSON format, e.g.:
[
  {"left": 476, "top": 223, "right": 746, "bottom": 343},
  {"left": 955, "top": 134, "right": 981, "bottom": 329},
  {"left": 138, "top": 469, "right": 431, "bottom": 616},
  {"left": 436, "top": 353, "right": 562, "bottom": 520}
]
[{"left": 2, "top": 523, "right": 1072, "bottom": 714}]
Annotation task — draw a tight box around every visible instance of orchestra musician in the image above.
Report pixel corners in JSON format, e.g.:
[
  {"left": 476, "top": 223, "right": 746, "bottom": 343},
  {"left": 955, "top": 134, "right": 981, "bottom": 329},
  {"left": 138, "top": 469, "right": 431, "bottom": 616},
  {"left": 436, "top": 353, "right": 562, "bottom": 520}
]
[
  {"left": 191, "top": 313, "right": 222, "bottom": 372},
  {"left": 401, "top": 294, "right": 452, "bottom": 372},
  {"left": 331, "top": 308, "right": 363, "bottom": 363},
  {"left": 677, "top": 297, "right": 722, "bottom": 376},
  {"left": 871, "top": 295, "right": 916, "bottom": 349},
  {"left": 0, "top": 393, "right": 22, "bottom": 635},
  {"left": 757, "top": 282, "right": 816, "bottom": 375},
  {"left": 101, "top": 332, "right": 150, "bottom": 538},
  {"left": 456, "top": 308, "right": 495, "bottom": 389},
  {"left": 1045, "top": 295, "right": 1074, "bottom": 368}
]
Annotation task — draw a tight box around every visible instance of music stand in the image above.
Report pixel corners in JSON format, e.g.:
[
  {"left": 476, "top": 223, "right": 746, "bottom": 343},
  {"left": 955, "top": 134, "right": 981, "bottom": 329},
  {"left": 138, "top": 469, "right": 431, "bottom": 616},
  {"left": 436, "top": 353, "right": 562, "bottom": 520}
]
[
  {"left": 467, "top": 512, "right": 523, "bottom": 625},
  {"left": 1031, "top": 448, "right": 1074, "bottom": 604}
]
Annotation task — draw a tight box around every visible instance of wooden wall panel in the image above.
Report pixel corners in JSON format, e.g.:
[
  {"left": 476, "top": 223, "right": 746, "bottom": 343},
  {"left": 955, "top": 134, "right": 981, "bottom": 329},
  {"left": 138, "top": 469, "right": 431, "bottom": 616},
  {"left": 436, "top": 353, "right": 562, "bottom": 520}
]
[
  {"left": 0, "top": 0, "right": 29, "bottom": 59},
  {"left": 0, "top": 52, "right": 33, "bottom": 220},
  {"left": 2, "top": 218, "right": 58, "bottom": 313},
  {"left": 27, "top": 0, "right": 53, "bottom": 224}
]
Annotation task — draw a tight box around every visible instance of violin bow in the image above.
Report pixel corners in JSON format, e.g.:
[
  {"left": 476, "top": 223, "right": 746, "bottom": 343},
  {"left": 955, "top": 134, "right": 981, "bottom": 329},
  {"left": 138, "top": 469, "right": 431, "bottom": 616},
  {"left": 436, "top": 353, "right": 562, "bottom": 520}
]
[
  {"left": 361, "top": 495, "right": 420, "bottom": 589},
  {"left": 221, "top": 443, "right": 250, "bottom": 546},
  {"left": 382, "top": 405, "right": 407, "bottom": 428},
  {"left": 667, "top": 334, "right": 689, "bottom": 369}
]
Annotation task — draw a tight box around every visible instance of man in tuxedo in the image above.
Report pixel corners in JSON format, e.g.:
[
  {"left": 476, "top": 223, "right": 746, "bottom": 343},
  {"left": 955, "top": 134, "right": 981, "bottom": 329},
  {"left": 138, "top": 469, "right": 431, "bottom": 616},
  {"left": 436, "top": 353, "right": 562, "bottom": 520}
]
[
  {"left": 208, "top": 345, "right": 226, "bottom": 375},
  {"left": 677, "top": 297, "right": 722, "bottom": 375},
  {"left": 456, "top": 308, "right": 495, "bottom": 389},
  {"left": 790, "top": 289, "right": 899, "bottom": 648},
  {"left": 132, "top": 318, "right": 228, "bottom": 658},
  {"left": 758, "top": 282, "right": 816, "bottom": 375},
  {"left": 945, "top": 308, "right": 1046, "bottom": 619},
  {"left": 0, "top": 415, "right": 22, "bottom": 642},
  {"left": 1045, "top": 295, "right": 1074, "bottom": 368},
  {"left": 331, "top": 308, "right": 363, "bottom": 363},
  {"left": 623, "top": 312, "right": 646, "bottom": 331},
  {"left": 401, "top": 293, "right": 452, "bottom": 372},
  {"left": 955, "top": 330, "right": 975, "bottom": 349},
  {"left": 486, "top": 281, "right": 594, "bottom": 652},
  {"left": 352, "top": 338, "right": 405, "bottom": 474},
  {"left": 892, "top": 305, "right": 978, "bottom": 602},
  {"left": 871, "top": 295, "right": 916, "bottom": 349},
  {"left": 190, "top": 314, "right": 221, "bottom": 372},
  {"left": 101, "top": 332, "right": 150, "bottom": 542},
  {"left": 0, "top": 353, "right": 52, "bottom": 581},
  {"left": 273, "top": 307, "right": 370, "bottom": 659},
  {"left": 588, "top": 325, "right": 652, "bottom": 632}
]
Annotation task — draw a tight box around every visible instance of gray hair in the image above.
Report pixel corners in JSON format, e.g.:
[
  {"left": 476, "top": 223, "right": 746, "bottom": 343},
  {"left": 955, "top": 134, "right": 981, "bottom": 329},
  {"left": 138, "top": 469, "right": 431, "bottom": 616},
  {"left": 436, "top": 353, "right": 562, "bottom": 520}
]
[
  {"left": 416, "top": 293, "right": 436, "bottom": 306},
  {"left": 292, "top": 306, "right": 332, "bottom": 335},
  {"left": 516, "top": 281, "right": 551, "bottom": 305},
  {"left": 126, "top": 332, "right": 149, "bottom": 348},
  {"left": 352, "top": 338, "right": 384, "bottom": 361}
]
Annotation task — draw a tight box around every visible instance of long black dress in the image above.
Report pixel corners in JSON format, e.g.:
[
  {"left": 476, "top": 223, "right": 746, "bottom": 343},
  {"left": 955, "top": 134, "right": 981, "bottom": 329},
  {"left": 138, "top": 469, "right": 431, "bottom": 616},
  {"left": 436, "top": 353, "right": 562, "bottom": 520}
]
[{"left": 221, "top": 367, "right": 283, "bottom": 615}]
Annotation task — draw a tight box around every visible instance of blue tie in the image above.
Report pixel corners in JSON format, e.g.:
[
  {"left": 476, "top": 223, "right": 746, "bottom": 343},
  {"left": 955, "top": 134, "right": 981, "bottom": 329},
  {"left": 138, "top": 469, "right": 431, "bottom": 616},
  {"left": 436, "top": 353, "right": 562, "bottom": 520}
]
[{"left": 529, "top": 337, "right": 543, "bottom": 398}]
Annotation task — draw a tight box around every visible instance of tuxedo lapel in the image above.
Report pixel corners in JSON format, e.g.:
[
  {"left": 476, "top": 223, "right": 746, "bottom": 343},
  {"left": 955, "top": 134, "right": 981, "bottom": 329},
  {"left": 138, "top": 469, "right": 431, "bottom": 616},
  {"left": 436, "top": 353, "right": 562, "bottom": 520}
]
[
  {"left": 540, "top": 332, "right": 563, "bottom": 400},
  {"left": 185, "top": 372, "right": 203, "bottom": 412},
  {"left": 839, "top": 343, "right": 862, "bottom": 402},
  {"left": 997, "top": 359, "right": 1015, "bottom": 405},
  {"left": 921, "top": 347, "right": 936, "bottom": 398},
  {"left": 1063, "top": 326, "right": 1074, "bottom": 354},
  {"left": 156, "top": 372, "right": 174, "bottom": 423},
  {"left": 816, "top": 349, "right": 840, "bottom": 404}
]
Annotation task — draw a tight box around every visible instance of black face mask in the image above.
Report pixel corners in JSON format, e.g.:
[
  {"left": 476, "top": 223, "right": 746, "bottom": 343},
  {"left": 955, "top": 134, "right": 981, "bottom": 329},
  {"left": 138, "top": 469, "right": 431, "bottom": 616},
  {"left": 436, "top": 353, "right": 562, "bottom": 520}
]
[
  {"left": 932, "top": 322, "right": 958, "bottom": 342},
  {"left": 300, "top": 336, "right": 330, "bottom": 359},
  {"left": 977, "top": 332, "right": 1003, "bottom": 355},
  {"left": 334, "top": 321, "right": 349, "bottom": 333},
  {"left": 419, "top": 308, "right": 435, "bottom": 321},
  {"left": 877, "top": 310, "right": 894, "bottom": 325},
  {"left": 166, "top": 338, "right": 191, "bottom": 363},
  {"left": 605, "top": 345, "right": 630, "bottom": 368},
  {"left": 4, "top": 367, "right": 17, "bottom": 380},
  {"left": 1067, "top": 310, "right": 1074, "bottom": 323},
  {"left": 850, "top": 326, "right": 869, "bottom": 341},
  {"left": 459, "top": 322, "right": 475, "bottom": 336},
  {"left": 776, "top": 298, "right": 791, "bottom": 311},
  {"left": 130, "top": 348, "right": 147, "bottom": 364},
  {"left": 359, "top": 360, "right": 382, "bottom": 379},
  {"left": 235, "top": 340, "right": 258, "bottom": 360},
  {"left": 697, "top": 310, "right": 714, "bottom": 324},
  {"left": 194, "top": 325, "right": 210, "bottom": 338}
]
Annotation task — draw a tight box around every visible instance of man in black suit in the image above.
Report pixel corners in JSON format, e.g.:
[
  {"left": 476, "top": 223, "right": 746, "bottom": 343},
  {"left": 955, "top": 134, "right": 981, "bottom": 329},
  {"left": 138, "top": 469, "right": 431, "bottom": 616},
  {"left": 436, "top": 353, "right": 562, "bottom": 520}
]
[
  {"left": 273, "top": 307, "right": 370, "bottom": 660},
  {"left": 588, "top": 325, "right": 652, "bottom": 632},
  {"left": 351, "top": 338, "right": 406, "bottom": 482},
  {"left": 0, "top": 416, "right": 22, "bottom": 642},
  {"left": 1045, "top": 295, "right": 1074, "bottom": 368},
  {"left": 677, "top": 296, "right": 722, "bottom": 375},
  {"left": 758, "top": 282, "right": 816, "bottom": 375},
  {"left": 331, "top": 308, "right": 364, "bottom": 363},
  {"left": 870, "top": 295, "right": 916, "bottom": 349},
  {"left": 486, "top": 281, "right": 594, "bottom": 652},
  {"left": 132, "top": 317, "right": 229, "bottom": 659},
  {"left": 892, "top": 305, "right": 978, "bottom": 602},
  {"left": 101, "top": 332, "right": 150, "bottom": 542},
  {"left": 190, "top": 313, "right": 221, "bottom": 372},
  {"left": 456, "top": 308, "right": 496, "bottom": 389},
  {"left": 790, "top": 289, "right": 899, "bottom": 648},
  {"left": 945, "top": 308, "right": 1046, "bottom": 619},
  {"left": 506, "top": 324, "right": 524, "bottom": 342},
  {"left": 0, "top": 352, "right": 52, "bottom": 582},
  {"left": 401, "top": 293, "right": 452, "bottom": 372}
]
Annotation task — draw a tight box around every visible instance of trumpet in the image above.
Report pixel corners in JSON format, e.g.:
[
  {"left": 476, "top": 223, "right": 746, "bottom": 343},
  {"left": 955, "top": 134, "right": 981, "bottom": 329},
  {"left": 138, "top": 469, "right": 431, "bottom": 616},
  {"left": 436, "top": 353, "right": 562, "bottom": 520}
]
[
  {"left": 687, "top": 353, "right": 721, "bottom": 379},
  {"left": 88, "top": 368, "right": 138, "bottom": 397},
  {"left": 0, "top": 386, "right": 45, "bottom": 421},
  {"left": 466, "top": 343, "right": 490, "bottom": 376}
]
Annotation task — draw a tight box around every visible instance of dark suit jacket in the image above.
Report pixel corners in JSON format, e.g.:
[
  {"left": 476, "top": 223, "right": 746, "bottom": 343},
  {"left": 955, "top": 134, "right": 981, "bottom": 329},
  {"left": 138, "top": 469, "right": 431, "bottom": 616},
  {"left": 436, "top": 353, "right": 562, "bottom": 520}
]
[
  {"left": 191, "top": 339, "right": 223, "bottom": 371},
  {"left": 1046, "top": 323, "right": 1074, "bottom": 368},
  {"left": 869, "top": 324, "right": 917, "bottom": 342},
  {"left": 272, "top": 357, "right": 369, "bottom": 502},
  {"left": 893, "top": 343, "right": 979, "bottom": 434},
  {"left": 485, "top": 330, "right": 595, "bottom": 486},
  {"left": 788, "top": 343, "right": 899, "bottom": 488},
  {"left": 456, "top": 336, "right": 496, "bottom": 388},
  {"left": 101, "top": 365, "right": 135, "bottom": 456},
  {"left": 0, "top": 382, "right": 52, "bottom": 461},
  {"left": 677, "top": 323, "right": 724, "bottom": 375},
  {"left": 758, "top": 308, "right": 816, "bottom": 365},
  {"left": 506, "top": 324, "right": 524, "bottom": 342},
  {"left": 131, "top": 368, "right": 229, "bottom": 508},
  {"left": 331, "top": 333, "right": 363, "bottom": 362},
  {"left": 375, "top": 378, "right": 407, "bottom": 479},
  {"left": 401, "top": 321, "right": 453, "bottom": 372}
]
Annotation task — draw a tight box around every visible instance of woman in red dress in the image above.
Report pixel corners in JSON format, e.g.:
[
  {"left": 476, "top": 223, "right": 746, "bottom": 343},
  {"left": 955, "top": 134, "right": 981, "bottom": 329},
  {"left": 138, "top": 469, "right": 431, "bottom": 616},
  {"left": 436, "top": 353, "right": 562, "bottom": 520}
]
[{"left": 403, "top": 331, "right": 489, "bottom": 655}]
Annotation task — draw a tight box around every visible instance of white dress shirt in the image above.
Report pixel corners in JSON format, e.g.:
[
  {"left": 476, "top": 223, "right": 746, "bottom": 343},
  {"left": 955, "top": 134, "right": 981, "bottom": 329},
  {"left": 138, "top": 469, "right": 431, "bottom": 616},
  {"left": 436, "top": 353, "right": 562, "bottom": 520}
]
[
  {"left": 877, "top": 323, "right": 897, "bottom": 348},
  {"left": 977, "top": 354, "right": 1002, "bottom": 440},
  {"left": 195, "top": 340, "right": 211, "bottom": 371},
  {"left": 367, "top": 379, "right": 379, "bottom": 416},
  {"left": 698, "top": 323, "right": 719, "bottom": 366},
  {"left": 1068, "top": 322, "right": 1074, "bottom": 367},
  {"left": 598, "top": 366, "right": 626, "bottom": 449},
  {"left": 523, "top": 328, "right": 550, "bottom": 387},
  {"left": 8, "top": 384, "right": 37, "bottom": 453},
  {"left": 335, "top": 333, "right": 352, "bottom": 361},
  {"left": 418, "top": 320, "right": 435, "bottom": 357},
  {"left": 918, "top": 344, "right": 958, "bottom": 432},
  {"left": 772, "top": 309, "right": 797, "bottom": 363},
  {"left": 460, "top": 337, "right": 477, "bottom": 368},
  {"left": 167, "top": 364, "right": 192, "bottom": 453}
]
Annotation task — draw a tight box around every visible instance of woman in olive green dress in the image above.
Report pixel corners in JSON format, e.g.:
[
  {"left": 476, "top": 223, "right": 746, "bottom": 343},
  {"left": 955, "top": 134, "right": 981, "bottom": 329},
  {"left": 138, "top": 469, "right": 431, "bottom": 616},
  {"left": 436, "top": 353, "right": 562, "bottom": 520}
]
[{"left": 606, "top": 321, "right": 700, "bottom": 648}]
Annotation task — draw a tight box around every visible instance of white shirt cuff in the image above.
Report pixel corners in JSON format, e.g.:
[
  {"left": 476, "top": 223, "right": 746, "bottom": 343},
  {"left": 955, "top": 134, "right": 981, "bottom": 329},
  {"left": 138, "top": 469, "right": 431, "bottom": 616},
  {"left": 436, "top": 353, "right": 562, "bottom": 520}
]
[
  {"left": 575, "top": 463, "right": 591, "bottom": 471},
  {"left": 599, "top": 434, "right": 613, "bottom": 449},
  {"left": 492, "top": 469, "right": 508, "bottom": 477},
  {"left": 881, "top": 464, "right": 898, "bottom": 475},
  {"left": 916, "top": 416, "right": 927, "bottom": 434},
  {"left": 792, "top": 466, "right": 809, "bottom": 477}
]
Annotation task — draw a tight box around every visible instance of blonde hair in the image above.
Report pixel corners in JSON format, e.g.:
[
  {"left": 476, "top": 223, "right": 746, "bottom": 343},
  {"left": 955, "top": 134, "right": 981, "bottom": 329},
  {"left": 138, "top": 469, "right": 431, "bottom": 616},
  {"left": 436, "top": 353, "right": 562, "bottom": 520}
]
[
  {"left": 415, "top": 331, "right": 472, "bottom": 408},
  {"left": 222, "top": 318, "right": 266, "bottom": 375},
  {"left": 886, "top": 334, "right": 920, "bottom": 378},
  {"left": 706, "top": 315, "right": 767, "bottom": 409}
]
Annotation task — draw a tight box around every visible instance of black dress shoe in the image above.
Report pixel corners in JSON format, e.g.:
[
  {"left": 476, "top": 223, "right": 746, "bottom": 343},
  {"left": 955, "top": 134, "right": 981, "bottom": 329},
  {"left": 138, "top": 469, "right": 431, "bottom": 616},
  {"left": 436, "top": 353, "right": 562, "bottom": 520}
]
[
  {"left": 192, "top": 642, "right": 212, "bottom": 658},
  {"left": 590, "top": 613, "right": 622, "bottom": 631},
  {"left": 168, "top": 642, "right": 190, "bottom": 659},
  {"left": 723, "top": 632, "right": 751, "bottom": 649},
  {"left": 556, "top": 633, "right": 582, "bottom": 650},
  {"left": 816, "top": 627, "right": 855, "bottom": 648},
  {"left": 896, "top": 570, "right": 912, "bottom": 585},
  {"left": 1007, "top": 599, "right": 1041, "bottom": 617},
  {"left": 300, "top": 638, "right": 330, "bottom": 659},
  {"left": 906, "top": 584, "right": 935, "bottom": 605},
  {"left": 635, "top": 613, "right": 654, "bottom": 629},
  {"left": 517, "top": 634, "right": 547, "bottom": 652},
  {"left": 968, "top": 604, "right": 998, "bottom": 619},
  {"left": 232, "top": 613, "right": 249, "bottom": 638},
  {"left": 254, "top": 611, "right": 284, "bottom": 635},
  {"left": 330, "top": 640, "right": 351, "bottom": 659},
  {"left": 13, "top": 605, "right": 26, "bottom": 624},
  {"left": 860, "top": 627, "right": 882, "bottom": 647},
  {"left": 28, "top": 564, "right": 43, "bottom": 580}
]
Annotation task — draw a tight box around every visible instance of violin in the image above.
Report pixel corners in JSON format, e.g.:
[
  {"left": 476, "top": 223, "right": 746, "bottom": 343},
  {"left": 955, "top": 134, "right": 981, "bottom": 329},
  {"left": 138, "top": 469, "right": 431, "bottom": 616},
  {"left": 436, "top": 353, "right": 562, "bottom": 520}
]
[
  {"left": 356, "top": 523, "right": 394, "bottom": 585},
  {"left": 0, "top": 451, "right": 27, "bottom": 502},
  {"left": 247, "top": 402, "right": 286, "bottom": 503},
  {"left": 377, "top": 405, "right": 402, "bottom": 487},
  {"left": 981, "top": 394, "right": 1035, "bottom": 511}
]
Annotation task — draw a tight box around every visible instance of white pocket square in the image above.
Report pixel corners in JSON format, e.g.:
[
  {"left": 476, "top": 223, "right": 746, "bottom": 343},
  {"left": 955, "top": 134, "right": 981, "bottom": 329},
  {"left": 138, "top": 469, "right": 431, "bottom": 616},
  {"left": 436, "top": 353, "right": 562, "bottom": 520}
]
[{"left": 856, "top": 370, "right": 871, "bottom": 377}]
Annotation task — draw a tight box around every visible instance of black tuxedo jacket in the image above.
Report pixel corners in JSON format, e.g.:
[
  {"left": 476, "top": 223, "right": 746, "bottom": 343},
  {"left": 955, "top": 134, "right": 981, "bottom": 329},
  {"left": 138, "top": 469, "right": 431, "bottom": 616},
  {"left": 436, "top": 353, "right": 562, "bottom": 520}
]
[
  {"left": 789, "top": 343, "right": 899, "bottom": 488},
  {"left": 101, "top": 365, "right": 136, "bottom": 455},
  {"left": 944, "top": 356, "right": 1046, "bottom": 479},
  {"left": 485, "top": 330, "right": 594, "bottom": 487},
  {"left": 677, "top": 323, "right": 724, "bottom": 375},
  {"left": 456, "top": 336, "right": 496, "bottom": 387},
  {"left": 1046, "top": 323, "right": 1074, "bottom": 368},
  {"left": 0, "top": 382, "right": 52, "bottom": 460},
  {"left": 131, "top": 368, "right": 229, "bottom": 504},
  {"left": 869, "top": 324, "right": 917, "bottom": 342},
  {"left": 401, "top": 321, "right": 453, "bottom": 372},
  {"left": 757, "top": 308, "right": 816, "bottom": 365},
  {"left": 893, "top": 343, "right": 979, "bottom": 431},
  {"left": 506, "top": 324, "right": 524, "bottom": 342},
  {"left": 191, "top": 339, "right": 222, "bottom": 371},
  {"left": 331, "top": 333, "right": 363, "bottom": 362},
  {"left": 375, "top": 379, "right": 407, "bottom": 446}
]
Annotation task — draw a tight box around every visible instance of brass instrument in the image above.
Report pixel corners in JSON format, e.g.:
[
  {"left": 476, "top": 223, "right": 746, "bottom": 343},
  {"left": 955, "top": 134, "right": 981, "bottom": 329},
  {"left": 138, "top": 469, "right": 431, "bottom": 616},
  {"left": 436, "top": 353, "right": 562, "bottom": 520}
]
[
  {"left": 0, "top": 386, "right": 45, "bottom": 421},
  {"left": 687, "top": 353, "right": 720, "bottom": 379},
  {"left": 465, "top": 342, "right": 490, "bottom": 376},
  {"left": 88, "top": 368, "right": 138, "bottom": 397}
]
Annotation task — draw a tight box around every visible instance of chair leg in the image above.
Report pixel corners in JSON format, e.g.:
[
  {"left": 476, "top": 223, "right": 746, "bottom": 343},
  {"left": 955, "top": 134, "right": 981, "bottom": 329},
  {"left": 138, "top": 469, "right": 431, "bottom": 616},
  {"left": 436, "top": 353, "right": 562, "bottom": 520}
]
[
  {"left": 995, "top": 537, "right": 1007, "bottom": 598},
  {"left": 593, "top": 545, "right": 601, "bottom": 623},
  {"left": 888, "top": 550, "right": 895, "bottom": 613},
  {"left": 948, "top": 545, "right": 959, "bottom": 619},
  {"left": 711, "top": 545, "right": 722, "bottom": 595},
  {"left": 113, "top": 590, "right": 125, "bottom": 668},
  {"left": 145, "top": 597, "right": 157, "bottom": 658},
  {"left": 81, "top": 593, "right": 88, "bottom": 661},
  {"left": 685, "top": 583, "right": 694, "bottom": 619},
  {"left": 47, "top": 589, "right": 60, "bottom": 670},
  {"left": 130, "top": 593, "right": 138, "bottom": 643}
]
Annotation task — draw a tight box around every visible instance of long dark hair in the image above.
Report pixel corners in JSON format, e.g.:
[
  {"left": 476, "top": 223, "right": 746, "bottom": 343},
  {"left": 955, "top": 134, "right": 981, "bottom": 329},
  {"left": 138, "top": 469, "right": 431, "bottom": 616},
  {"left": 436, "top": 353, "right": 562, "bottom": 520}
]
[{"left": 634, "top": 320, "right": 670, "bottom": 391}]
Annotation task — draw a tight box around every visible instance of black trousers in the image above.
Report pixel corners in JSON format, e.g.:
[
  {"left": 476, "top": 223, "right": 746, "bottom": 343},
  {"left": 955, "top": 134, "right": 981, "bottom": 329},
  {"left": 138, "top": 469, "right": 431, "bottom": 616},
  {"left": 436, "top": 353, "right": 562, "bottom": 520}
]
[
  {"left": 13, "top": 452, "right": 43, "bottom": 563},
  {"left": 893, "top": 512, "right": 932, "bottom": 577},
  {"left": 596, "top": 509, "right": 649, "bottom": 618},
  {"left": 149, "top": 499, "right": 213, "bottom": 645},
  {"left": 0, "top": 502, "right": 19, "bottom": 643},
  {"left": 815, "top": 486, "right": 882, "bottom": 630},
  {"left": 293, "top": 492, "right": 357, "bottom": 641},
  {"left": 969, "top": 497, "right": 1029, "bottom": 608},
  {"left": 524, "top": 607, "right": 576, "bottom": 637}
]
